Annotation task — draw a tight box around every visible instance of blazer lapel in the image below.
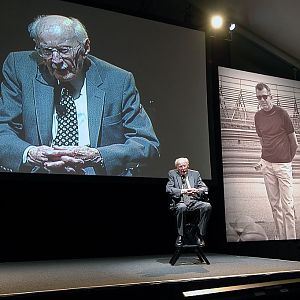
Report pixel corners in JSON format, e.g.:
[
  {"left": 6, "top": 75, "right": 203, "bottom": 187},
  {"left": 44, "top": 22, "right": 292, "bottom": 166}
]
[
  {"left": 186, "top": 170, "right": 194, "bottom": 188},
  {"left": 175, "top": 171, "right": 183, "bottom": 188},
  {"left": 85, "top": 60, "right": 105, "bottom": 147},
  {"left": 34, "top": 70, "right": 55, "bottom": 145}
]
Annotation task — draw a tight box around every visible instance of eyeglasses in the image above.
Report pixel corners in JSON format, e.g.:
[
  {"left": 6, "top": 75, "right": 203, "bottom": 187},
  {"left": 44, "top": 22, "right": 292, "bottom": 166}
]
[
  {"left": 256, "top": 95, "right": 270, "bottom": 101},
  {"left": 35, "top": 44, "right": 82, "bottom": 59}
]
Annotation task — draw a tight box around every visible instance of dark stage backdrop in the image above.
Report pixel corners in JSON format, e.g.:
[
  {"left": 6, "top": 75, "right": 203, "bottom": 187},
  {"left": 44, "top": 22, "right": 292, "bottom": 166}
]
[{"left": 2, "top": 0, "right": 300, "bottom": 263}]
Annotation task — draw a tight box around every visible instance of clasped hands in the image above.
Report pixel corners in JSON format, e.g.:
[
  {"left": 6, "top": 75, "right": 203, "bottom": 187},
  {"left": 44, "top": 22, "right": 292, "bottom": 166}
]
[
  {"left": 27, "top": 145, "right": 102, "bottom": 174},
  {"left": 182, "top": 188, "right": 200, "bottom": 197}
]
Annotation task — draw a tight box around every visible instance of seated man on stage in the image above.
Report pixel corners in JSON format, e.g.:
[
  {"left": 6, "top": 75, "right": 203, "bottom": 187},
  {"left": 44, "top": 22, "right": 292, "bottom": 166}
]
[{"left": 166, "top": 157, "right": 212, "bottom": 247}]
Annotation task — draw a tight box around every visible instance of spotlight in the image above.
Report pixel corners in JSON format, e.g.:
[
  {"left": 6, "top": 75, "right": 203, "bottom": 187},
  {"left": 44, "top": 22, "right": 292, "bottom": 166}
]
[
  {"left": 229, "top": 23, "right": 236, "bottom": 31},
  {"left": 211, "top": 15, "right": 223, "bottom": 29}
]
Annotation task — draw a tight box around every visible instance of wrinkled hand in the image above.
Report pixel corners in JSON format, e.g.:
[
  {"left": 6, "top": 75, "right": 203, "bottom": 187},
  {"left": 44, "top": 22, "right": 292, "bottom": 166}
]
[
  {"left": 186, "top": 188, "right": 200, "bottom": 197},
  {"left": 43, "top": 146, "right": 101, "bottom": 174},
  {"left": 27, "top": 145, "right": 55, "bottom": 166}
]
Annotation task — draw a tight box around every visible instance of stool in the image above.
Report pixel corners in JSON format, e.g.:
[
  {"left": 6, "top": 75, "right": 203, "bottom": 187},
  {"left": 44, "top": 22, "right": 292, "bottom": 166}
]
[{"left": 169, "top": 210, "right": 210, "bottom": 265}]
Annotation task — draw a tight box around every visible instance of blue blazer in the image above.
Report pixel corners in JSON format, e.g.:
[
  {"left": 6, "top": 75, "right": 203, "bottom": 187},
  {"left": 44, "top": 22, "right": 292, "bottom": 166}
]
[{"left": 0, "top": 51, "right": 159, "bottom": 175}]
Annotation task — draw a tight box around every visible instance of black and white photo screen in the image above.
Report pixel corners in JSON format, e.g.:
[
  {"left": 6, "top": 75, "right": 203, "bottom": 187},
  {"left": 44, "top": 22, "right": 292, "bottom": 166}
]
[{"left": 219, "top": 66, "right": 300, "bottom": 242}]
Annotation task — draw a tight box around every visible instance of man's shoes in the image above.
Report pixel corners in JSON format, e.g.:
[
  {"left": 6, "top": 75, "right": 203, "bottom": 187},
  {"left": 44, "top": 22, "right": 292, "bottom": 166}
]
[
  {"left": 175, "top": 235, "right": 183, "bottom": 247},
  {"left": 196, "top": 235, "right": 205, "bottom": 247}
]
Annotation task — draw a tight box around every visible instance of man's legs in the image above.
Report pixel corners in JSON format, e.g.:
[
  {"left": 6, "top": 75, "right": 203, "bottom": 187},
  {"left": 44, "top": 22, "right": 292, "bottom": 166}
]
[
  {"left": 175, "top": 202, "right": 187, "bottom": 236},
  {"left": 262, "top": 161, "right": 284, "bottom": 239},
  {"left": 190, "top": 201, "right": 212, "bottom": 236},
  {"left": 262, "top": 161, "right": 296, "bottom": 239},
  {"left": 275, "top": 162, "right": 296, "bottom": 239}
]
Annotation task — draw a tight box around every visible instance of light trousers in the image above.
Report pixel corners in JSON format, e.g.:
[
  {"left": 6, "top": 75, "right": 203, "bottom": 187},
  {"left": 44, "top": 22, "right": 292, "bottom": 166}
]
[{"left": 261, "top": 159, "right": 296, "bottom": 240}]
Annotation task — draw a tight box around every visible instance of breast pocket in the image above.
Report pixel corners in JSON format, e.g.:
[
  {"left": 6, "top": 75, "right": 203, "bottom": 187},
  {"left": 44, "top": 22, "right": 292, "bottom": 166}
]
[{"left": 101, "top": 113, "right": 124, "bottom": 145}]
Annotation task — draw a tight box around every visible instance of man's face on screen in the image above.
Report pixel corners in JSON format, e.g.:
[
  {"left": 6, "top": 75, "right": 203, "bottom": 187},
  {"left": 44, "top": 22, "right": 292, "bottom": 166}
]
[
  {"left": 256, "top": 88, "right": 273, "bottom": 111},
  {"left": 35, "top": 16, "right": 89, "bottom": 82}
]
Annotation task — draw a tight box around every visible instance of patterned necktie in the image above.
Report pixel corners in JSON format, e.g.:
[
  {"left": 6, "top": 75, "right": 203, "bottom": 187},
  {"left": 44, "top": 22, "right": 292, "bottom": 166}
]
[
  {"left": 52, "top": 86, "right": 79, "bottom": 146},
  {"left": 182, "top": 175, "right": 192, "bottom": 206}
]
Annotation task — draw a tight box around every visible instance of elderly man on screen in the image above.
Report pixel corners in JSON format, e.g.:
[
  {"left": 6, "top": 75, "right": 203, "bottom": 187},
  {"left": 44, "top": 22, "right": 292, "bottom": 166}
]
[{"left": 0, "top": 15, "right": 159, "bottom": 175}]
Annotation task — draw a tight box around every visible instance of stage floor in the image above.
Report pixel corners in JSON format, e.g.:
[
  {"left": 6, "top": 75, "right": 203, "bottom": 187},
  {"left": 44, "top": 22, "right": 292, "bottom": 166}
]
[{"left": 1, "top": 253, "right": 300, "bottom": 299}]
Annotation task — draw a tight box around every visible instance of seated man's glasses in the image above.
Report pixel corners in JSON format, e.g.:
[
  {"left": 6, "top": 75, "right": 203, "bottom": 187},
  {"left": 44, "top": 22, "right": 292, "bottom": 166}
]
[
  {"left": 35, "top": 44, "right": 82, "bottom": 59},
  {"left": 256, "top": 95, "right": 270, "bottom": 100}
]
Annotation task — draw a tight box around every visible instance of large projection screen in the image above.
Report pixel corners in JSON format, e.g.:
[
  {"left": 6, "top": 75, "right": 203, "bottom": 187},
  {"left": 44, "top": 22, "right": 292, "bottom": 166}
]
[
  {"left": 0, "top": 0, "right": 211, "bottom": 179},
  {"left": 219, "top": 66, "right": 300, "bottom": 242}
]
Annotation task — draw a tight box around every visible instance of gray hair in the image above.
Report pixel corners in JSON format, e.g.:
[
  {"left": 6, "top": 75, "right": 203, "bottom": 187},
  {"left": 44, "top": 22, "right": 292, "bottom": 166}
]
[
  {"left": 28, "top": 15, "right": 89, "bottom": 43},
  {"left": 175, "top": 157, "right": 189, "bottom": 167}
]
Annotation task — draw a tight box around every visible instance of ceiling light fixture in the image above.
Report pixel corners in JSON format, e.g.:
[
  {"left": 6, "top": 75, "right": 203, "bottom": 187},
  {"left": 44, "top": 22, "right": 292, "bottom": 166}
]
[
  {"left": 211, "top": 15, "right": 223, "bottom": 29},
  {"left": 229, "top": 23, "right": 236, "bottom": 31}
]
